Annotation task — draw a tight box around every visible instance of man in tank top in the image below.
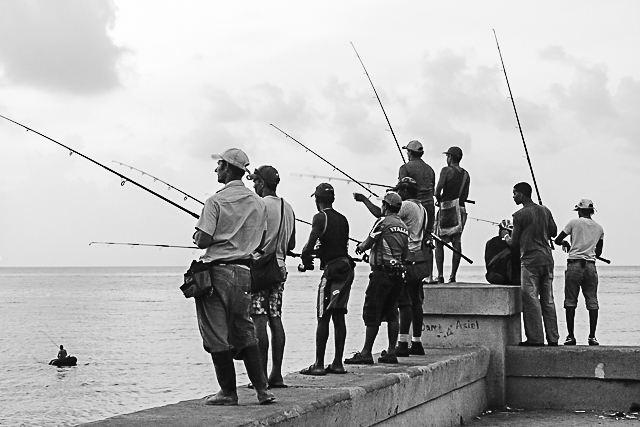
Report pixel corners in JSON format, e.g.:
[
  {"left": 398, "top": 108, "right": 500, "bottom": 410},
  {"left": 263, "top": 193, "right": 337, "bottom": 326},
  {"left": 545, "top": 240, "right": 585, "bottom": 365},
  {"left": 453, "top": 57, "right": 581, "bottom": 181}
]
[{"left": 299, "top": 183, "right": 354, "bottom": 376}]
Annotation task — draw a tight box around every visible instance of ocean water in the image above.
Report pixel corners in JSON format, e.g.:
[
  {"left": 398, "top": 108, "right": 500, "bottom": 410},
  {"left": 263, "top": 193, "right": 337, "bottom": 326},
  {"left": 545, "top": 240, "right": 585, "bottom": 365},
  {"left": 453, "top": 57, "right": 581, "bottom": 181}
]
[{"left": 0, "top": 265, "right": 638, "bottom": 426}]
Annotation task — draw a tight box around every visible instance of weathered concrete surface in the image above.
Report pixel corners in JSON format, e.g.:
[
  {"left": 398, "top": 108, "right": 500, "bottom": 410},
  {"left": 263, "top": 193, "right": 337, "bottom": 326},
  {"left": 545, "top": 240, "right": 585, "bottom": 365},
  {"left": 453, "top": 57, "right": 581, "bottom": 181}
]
[
  {"left": 468, "top": 409, "right": 640, "bottom": 426},
  {"left": 421, "top": 282, "right": 521, "bottom": 408},
  {"left": 81, "top": 348, "right": 490, "bottom": 427},
  {"left": 506, "top": 346, "right": 640, "bottom": 411}
]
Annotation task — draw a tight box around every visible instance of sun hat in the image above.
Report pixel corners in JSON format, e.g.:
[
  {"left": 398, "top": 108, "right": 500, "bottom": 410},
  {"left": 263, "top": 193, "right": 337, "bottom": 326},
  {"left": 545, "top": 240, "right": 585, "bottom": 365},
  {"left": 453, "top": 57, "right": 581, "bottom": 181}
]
[
  {"left": 402, "top": 140, "right": 424, "bottom": 153},
  {"left": 574, "top": 199, "right": 596, "bottom": 211},
  {"left": 311, "top": 182, "right": 335, "bottom": 198},
  {"left": 247, "top": 165, "right": 280, "bottom": 185},
  {"left": 443, "top": 146, "right": 463, "bottom": 159},
  {"left": 211, "top": 148, "right": 250, "bottom": 173}
]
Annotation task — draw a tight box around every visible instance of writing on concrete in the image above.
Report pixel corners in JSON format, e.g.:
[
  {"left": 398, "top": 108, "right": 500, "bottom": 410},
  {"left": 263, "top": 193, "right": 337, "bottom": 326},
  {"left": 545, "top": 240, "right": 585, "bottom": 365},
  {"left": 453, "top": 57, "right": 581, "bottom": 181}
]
[{"left": 422, "top": 319, "right": 481, "bottom": 339}]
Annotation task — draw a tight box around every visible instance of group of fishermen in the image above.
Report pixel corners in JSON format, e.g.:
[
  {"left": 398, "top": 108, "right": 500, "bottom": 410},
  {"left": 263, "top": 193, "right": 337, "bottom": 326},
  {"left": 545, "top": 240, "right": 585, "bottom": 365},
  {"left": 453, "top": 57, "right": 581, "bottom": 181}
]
[{"left": 190, "top": 140, "right": 604, "bottom": 406}]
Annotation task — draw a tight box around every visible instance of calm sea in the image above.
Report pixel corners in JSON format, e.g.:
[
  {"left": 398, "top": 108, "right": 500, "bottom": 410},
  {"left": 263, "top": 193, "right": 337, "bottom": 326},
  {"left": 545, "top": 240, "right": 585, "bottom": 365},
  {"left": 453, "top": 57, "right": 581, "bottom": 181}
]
[{"left": 0, "top": 265, "right": 638, "bottom": 426}]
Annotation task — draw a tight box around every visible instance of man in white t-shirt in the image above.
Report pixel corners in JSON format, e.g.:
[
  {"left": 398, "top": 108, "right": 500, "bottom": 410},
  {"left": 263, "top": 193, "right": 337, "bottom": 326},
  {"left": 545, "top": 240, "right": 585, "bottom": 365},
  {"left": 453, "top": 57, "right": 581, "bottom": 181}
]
[
  {"left": 247, "top": 165, "right": 296, "bottom": 388},
  {"left": 554, "top": 199, "right": 604, "bottom": 346}
]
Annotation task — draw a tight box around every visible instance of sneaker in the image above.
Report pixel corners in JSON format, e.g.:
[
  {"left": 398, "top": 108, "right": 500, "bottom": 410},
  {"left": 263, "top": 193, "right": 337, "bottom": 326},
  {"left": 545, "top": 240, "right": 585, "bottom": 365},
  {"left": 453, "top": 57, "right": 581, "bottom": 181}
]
[
  {"left": 409, "top": 341, "right": 425, "bottom": 355},
  {"left": 564, "top": 335, "right": 577, "bottom": 346},
  {"left": 344, "top": 352, "right": 374, "bottom": 365},
  {"left": 377, "top": 350, "right": 398, "bottom": 364},
  {"left": 395, "top": 342, "right": 410, "bottom": 357},
  {"left": 588, "top": 337, "right": 600, "bottom": 346}
]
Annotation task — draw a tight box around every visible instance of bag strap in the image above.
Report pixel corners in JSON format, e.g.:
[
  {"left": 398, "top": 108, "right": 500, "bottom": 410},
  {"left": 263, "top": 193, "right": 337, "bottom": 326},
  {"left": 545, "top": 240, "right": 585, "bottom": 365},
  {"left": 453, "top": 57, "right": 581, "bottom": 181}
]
[
  {"left": 274, "top": 198, "right": 285, "bottom": 247},
  {"left": 457, "top": 169, "right": 468, "bottom": 199}
]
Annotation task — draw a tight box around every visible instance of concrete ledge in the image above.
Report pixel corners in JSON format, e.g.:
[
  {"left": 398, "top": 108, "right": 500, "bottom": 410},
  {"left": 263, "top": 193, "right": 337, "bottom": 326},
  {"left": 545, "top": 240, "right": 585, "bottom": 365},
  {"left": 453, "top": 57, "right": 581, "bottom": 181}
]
[
  {"left": 82, "top": 347, "right": 490, "bottom": 427},
  {"left": 507, "top": 346, "right": 640, "bottom": 379},
  {"left": 422, "top": 283, "right": 521, "bottom": 316},
  {"left": 506, "top": 346, "right": 640, "bottom": 411}
]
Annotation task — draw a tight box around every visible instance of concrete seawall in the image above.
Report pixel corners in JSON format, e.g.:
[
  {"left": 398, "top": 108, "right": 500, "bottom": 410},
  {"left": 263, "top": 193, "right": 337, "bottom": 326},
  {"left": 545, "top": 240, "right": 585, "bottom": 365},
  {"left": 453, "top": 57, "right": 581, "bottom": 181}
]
[{"left": 82, "top": 347, "right": 490, "bottom": 427}]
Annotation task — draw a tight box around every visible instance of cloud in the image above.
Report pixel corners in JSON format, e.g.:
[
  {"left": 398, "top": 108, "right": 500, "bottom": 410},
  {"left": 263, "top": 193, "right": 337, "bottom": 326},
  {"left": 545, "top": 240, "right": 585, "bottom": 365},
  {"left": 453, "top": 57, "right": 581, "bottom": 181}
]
[{"left": 0, "top": 0, "right": 127, "bottom": 94}]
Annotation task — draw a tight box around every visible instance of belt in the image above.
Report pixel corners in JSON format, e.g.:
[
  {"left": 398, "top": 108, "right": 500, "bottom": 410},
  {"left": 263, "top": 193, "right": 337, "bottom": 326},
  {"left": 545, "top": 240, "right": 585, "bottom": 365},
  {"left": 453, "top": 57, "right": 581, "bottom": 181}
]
[
  {"left": 405, "top": 260, "right": 428, "bottom": 266},
  {"left": 567, "top": 259, "right": 595, "bottom": 265},
  {"left": 212, "top": 259, "right": 251, "bottom": 267},
  {"left": 371, "top": 265, "right": 386, "bottom": 272}
]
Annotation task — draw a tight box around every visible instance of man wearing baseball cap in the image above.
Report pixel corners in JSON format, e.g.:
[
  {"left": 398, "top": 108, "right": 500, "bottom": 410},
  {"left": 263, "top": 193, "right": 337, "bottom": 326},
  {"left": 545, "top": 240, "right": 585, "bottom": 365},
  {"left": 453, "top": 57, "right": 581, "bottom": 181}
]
[
  {"left": 399, "top": 140, "right": 436, "bottom": 283},
  {"left": 346, "top": 191, "right": 409, "bottom": 365},
  {"left": 247, "top": 165, "right": 296, "bottom": 387},
  {"left": 434, "top": 146, "right": 470, "bottom": 283},
  {"left": 554, "top": 199, "right": 604, "bottom": 346},
  {"left": 484, "top": 219, "right": 520, "bottom": 285},
  {"left": 192, "top": 148, "right": 275, "bottom": 405},
  {"left": 299, "top": 183, "right": 354, "bottom": 376}
]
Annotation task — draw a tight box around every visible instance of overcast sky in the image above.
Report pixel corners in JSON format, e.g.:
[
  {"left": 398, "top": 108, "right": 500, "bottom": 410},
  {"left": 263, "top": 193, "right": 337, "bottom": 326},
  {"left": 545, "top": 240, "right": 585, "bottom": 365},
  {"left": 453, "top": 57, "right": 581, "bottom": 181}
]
[{"left": 1, "top": 0, "right": 638, "bottom": 267}]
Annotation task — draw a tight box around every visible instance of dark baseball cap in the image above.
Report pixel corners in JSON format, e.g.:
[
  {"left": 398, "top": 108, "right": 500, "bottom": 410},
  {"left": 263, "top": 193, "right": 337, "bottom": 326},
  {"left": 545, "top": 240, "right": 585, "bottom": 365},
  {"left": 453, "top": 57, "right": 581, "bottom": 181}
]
[
  {"left": 443, "top": 146, "right": 463, "bottom": 159},
  {"left": 247, "top": 165, "right": 280, "bottom": 185},
  {"left": 393, "top": 177, "right": 418, "bottom": 191},
  {"left": 311, "top": 182, "right": 334, "bottom": 197}
]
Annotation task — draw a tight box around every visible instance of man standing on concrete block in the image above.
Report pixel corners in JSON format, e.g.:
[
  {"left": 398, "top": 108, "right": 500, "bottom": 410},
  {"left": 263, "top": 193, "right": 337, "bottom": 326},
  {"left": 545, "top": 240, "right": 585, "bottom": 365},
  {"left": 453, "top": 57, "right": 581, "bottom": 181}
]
[
  {"left": 505, "top": 182, "right": 559, "bottom": 347},
  {"left": 554, "top": 198, "right": 604, "bottom": 346},
  {"left": 346, "top": 192, "right": 408, "bottom": 365},
  {"left": 192, "top": 148, "right": 276, "bottom": 405},
  {"left": 398, "top": 140, "right": 436, "bottom": 283},
  {"left": 247, "top": 165, "right": 296, "bottom": 387}
]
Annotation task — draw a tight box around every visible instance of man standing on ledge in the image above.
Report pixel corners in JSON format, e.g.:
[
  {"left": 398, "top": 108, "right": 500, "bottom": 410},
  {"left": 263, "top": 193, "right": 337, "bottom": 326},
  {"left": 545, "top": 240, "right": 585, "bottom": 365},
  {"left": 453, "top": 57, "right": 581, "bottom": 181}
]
[
  {"left": 193, "top": 148, "right": 276, "bottom": 405},
  {"left": 299, "top": 183, "right": 354, "bottom": 376},
  {"left": 554, "top": 199, "right": 604, "bottom": 346},
  {"left": 434, "top": 146, "right": 470, "bottom": 283},
  {"left": 505, "top": 182, "right": 559, "bottom": 347},
  {"left": 399, "top": 140, "right": 436, "bottom": 283},
  {"left": 247, "top": 165, "right": 296, "bottom": 387},
  {"left": 346, "top": 192, "right": 408, "bottom": 365}
]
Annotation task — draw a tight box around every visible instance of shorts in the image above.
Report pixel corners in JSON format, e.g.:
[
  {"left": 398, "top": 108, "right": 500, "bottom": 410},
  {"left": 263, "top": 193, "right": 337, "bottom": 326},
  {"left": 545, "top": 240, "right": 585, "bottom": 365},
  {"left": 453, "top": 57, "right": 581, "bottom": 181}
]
[
  {"left": 250, "top": 280, "right": 285, "bottom": 317},
  {"left": 195, "top": 264, "right": 258, "bottom": 354},
  {"left": 398, "top": 262, "right": 427, "bottom": 308},
  {"left": 363, "top": 269, "right": 404, "bottom": 327},
  {"left": 564, "top": 261, "right": 599, "bottom": 310},
  {"left": 317, "top": 257, "right": 354, "bottom": 318}
]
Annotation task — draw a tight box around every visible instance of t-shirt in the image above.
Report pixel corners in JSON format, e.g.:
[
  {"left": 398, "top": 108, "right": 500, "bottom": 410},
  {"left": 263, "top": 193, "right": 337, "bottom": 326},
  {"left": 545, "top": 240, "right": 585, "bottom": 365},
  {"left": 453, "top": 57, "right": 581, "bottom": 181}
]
[
  {"left": 196, "top": 180, "right": 267, "bottom": 262},
  {"left": 368, "top": 214, "right": 409, "bottom": 267},
  {"left": 512, "top": 203, "right": 557, "bottom": 267},
  {"left": 398, "top": 200, "right": 426, "bottom": 253},
  {"left": 399, "top": 159, "right": 436, "bottom": 205},
  {"left": 563, "top": 217, "right": 604, "bottom": 261},
  {"left": 260, "top": 196, "right": 296, "bottom": 267}
]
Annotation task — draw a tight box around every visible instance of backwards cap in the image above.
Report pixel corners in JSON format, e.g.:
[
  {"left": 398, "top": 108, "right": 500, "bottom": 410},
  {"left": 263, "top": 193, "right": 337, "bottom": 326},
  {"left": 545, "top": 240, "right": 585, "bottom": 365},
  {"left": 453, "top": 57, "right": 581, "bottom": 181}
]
[
  {"left": 311, "top": 182, "right": 334, "bottom": 198},
  {"left": 247, "top": 165, "right": 280, "bottom": 185}
]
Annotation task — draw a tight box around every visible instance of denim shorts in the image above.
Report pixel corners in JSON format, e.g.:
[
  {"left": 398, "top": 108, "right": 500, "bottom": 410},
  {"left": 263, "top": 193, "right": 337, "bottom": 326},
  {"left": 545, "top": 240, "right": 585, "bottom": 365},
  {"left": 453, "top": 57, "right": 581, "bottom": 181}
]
[{"left": 564, "top": 261, "right": 599, "bottom": 310}]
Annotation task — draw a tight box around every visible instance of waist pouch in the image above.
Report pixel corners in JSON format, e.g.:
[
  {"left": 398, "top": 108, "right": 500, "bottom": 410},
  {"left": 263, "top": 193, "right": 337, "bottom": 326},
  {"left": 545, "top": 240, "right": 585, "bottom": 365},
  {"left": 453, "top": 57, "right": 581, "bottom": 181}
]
[{"left": 181, "top": 260, "right": 214, "bottom": 299}]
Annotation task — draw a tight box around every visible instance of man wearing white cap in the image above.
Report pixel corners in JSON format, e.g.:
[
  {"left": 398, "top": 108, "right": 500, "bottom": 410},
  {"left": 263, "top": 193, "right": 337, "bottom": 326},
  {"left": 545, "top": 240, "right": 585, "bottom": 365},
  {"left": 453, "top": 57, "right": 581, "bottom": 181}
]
[
  {"left": 192, "top": 148, "right": 275, "bottom": 405},
  {"left": 554, "top": 199, "right": 604, "bottom": 346},
  {"left": 399, "top": 140, "right": 436, "bottom": 282}
]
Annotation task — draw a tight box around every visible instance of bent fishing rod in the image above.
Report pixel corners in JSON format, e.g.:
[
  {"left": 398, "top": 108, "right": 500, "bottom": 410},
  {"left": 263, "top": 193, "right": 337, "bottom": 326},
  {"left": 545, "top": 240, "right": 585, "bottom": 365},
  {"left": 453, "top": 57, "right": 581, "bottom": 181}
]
[
  {"left": 493, "top": 30, "right": 543, "bottom": 206},
  {"left": 42, "top": 331, "right": 58, "bottom": 348},
  {"left": 351, "top": 42, "right": 406, "bottom": 164},
  {"left": 0, "top": 115, "right": 199, "bottom": 219},
  {"left": 271, "top": 127, "right": 472, "bottom": 263}
]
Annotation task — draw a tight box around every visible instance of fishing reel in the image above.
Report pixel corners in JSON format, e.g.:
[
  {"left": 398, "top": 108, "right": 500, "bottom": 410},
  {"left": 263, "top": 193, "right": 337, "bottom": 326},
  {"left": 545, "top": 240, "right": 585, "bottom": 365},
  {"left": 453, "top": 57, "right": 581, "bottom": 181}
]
[{"left": 385, "top": 258, "right": 406, "bottom": 279}]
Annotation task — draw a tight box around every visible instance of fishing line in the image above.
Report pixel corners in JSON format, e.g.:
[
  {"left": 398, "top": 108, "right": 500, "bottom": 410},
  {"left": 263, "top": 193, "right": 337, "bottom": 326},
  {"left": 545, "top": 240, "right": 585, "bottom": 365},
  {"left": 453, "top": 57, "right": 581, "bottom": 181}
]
[{"left": 41, "top": 331, "right": 58, "bottom": 348}]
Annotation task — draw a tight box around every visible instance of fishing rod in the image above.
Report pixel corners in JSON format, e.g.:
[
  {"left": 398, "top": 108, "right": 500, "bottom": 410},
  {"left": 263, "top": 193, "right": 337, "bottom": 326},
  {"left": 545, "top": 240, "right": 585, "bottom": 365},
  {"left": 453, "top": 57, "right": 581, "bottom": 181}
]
[
  {"left": 112, "top": 161, "right": 201, "bottom": 203},
  {"left": 42, "top": 331, "right": 58, "bottom": 348},
  {"left": 493, "top": 30, "right": 543, "bottom": 206},
  {"left": 597, "top": 256, "right": 611, "bottom": 264},
  {"left": 111, "top": 161, "right": 361, "bottom": 242},
  {"left": 0, "top": 115, "right": 200, "bottom": 219},
  {"left": 292, "top": 173, "right": 393, "bottom": 189},
  {"left": 350, "top": 42, "right": 406, "bottom": 164},
  {"left": 270, "top": 124, "right": 378, "bottom": 198},
  {"left": 467, "top": 217, "right": 500, "bottom": 226},
  {"left": 90, "top": 242, "right": 198, "bottom": 249}
]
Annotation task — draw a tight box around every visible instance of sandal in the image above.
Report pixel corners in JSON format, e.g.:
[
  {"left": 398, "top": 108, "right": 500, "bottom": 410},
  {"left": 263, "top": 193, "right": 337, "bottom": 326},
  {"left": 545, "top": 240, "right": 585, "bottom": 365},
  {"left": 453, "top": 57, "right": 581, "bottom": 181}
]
[
  {"left": 344, "top": 352, "right": 374, "bottom": 365},
  {"left": 299, "top": 364, "right": 326, "bottom": 376},
  {"left": 325, "top": 365, "right": 347, "bottom": 374}
]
